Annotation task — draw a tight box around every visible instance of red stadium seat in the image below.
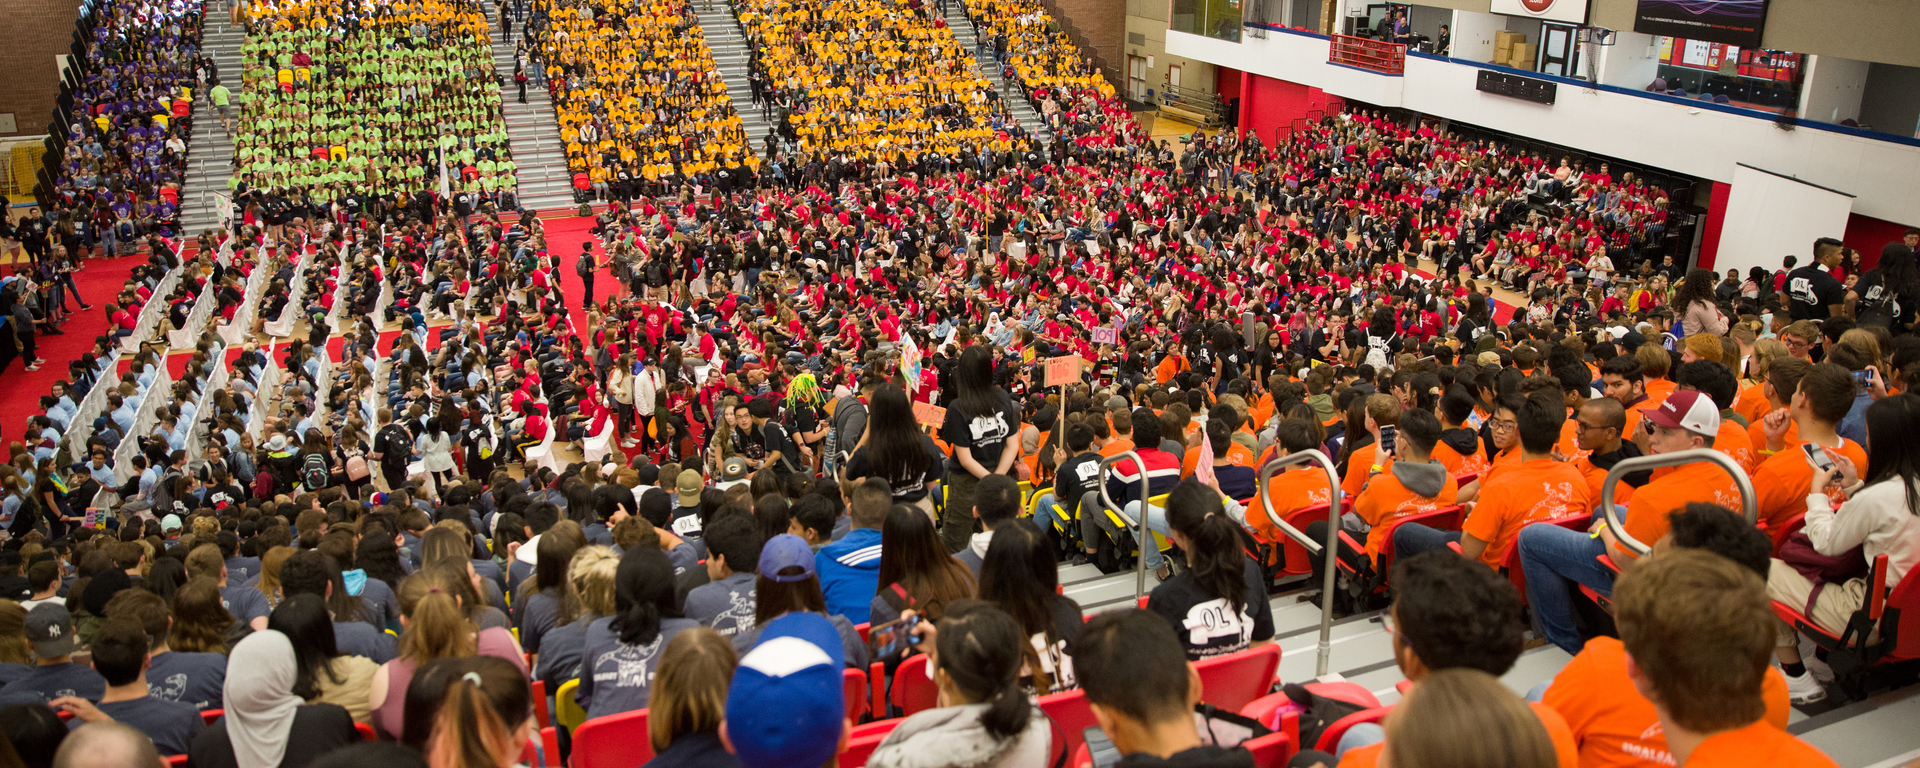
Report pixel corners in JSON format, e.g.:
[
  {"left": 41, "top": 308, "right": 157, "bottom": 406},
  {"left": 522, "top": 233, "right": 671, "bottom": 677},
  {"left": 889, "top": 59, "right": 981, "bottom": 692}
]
[
  {"left": 571, "top": 708, "right": 654, "bottom": 768},
  {"left": 1772, "top": 554, "right": 1920, "bottom": 700},
  {"left": 889, "top": 654, "right": 939, "bottom": 717},
  {"left": 530, "top": 680, "right": 550, "bottom": 728},
  {"left": 1245, "top": 731, "right": 1297, "bottom": 767},
  {"left": 1314, "top": 705, "right": 1394, "bottom": 753},
  {"left": 167, "top": 756, "right": 188, "bottom": 767},
  {"left": 540, "top": 726, "right": 561, "bottom": 768},
  {"left": 1278, "top": 503, "right": 1333, "bottom": 576},
  {"left": 1038, "top": 688, "right": 1099, "bottom": 766},
  {"left": 839, "top": 719, "right": 905, "bottom": 768},
  {"left": 1502, "top": 514, "right": 1589, "bottom": 605},
  {"left": 199, "top": 708, "right": 224, "bottom": 726},
  {"left": 843, "top": 667, "right": 870, "bottom": 721},
  {"left": 355, "top": 722, "right": 376, "bottom": 741},
  {"left": 1195, "top": 644, "right": 1281, "bottom": 712}
]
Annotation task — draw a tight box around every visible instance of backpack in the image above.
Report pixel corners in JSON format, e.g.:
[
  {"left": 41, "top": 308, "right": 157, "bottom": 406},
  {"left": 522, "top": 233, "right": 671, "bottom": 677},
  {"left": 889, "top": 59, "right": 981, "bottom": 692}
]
[
  {"left": 301, "top": 452, "right": 330, "bottom": 490},
  {"left": 576, "top": 253, "right": 593, "bottom": 278},
  {"left": 645, "top": 259, "right": 668, "bottom": 287},
  {"left": 1276, "top": 683, "right": 1372, "bottom": 750}
]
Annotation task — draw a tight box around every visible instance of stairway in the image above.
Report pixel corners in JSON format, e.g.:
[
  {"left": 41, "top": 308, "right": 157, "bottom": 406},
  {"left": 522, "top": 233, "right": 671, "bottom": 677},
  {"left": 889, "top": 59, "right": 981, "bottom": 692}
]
[
  {"left": 177, "top": 14, "right": 247, "bottom": 235},
  {"left": 939, "top": 1, "right": 1053, "bottom": 144},
  {"left": 697, "top": 0, "right": 775, "bottom": 157},
  {"left": 490, "top": 37, "right": 576, "bottom": 214}
]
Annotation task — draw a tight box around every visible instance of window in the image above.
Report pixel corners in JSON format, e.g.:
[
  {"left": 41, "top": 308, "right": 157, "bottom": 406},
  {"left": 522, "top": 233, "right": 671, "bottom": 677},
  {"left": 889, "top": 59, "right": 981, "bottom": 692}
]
[{"left": 1171, "top": 0, "right": 1243, "bottom": 43}]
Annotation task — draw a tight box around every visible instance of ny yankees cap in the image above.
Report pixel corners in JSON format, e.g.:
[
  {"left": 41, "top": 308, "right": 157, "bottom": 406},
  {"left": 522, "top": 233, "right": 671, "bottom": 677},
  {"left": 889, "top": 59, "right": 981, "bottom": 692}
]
[{"left": 26, "top": 604, "right": 76, "bottom": 658}]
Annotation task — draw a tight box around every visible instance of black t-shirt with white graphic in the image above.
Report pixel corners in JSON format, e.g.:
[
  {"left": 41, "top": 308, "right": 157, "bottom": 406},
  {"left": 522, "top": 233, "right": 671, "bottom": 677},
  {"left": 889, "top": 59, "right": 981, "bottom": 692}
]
[
  {"left": 1146, "top": 561, "right": 1276, "bottom": 660},
  {"left": 940, "top": 390, "right": 1020, "bottom": 471},
  {"left": 1787, "top": 264, "right": 1846, "bottom": 320}
]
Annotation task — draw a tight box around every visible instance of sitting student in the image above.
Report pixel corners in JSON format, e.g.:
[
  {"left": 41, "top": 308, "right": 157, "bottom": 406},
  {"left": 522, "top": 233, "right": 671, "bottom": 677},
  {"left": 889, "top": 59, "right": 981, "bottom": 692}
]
[
  {"left": 684, "top": 512, "right": 765, "bottom": 646},
  {"left": 1302, "top": 551, "right": 1577, "bottom": 766},
  {"left": 0, "top": 605, "right": 106, "bottom": 705},
  {"left": 534, "top": 547, "right": 618, "bottom": 698},
  {"left": 1397, "top": 390, "right": 1589, "bottom": 566},
  {"left": 1545, "top": 503, "right": 1792, "bottom": 767},
  {"left": 1431, "top": 385, "right": 1491, "bottom": 481},
  {"left": 645, "top": 628, "right": 743, "bottom": 768},
  {"left": 1097, "top": 408, "right": 1183, "bottom": 579},
  {"left": 866, "top": 601, "right": 1051, "bottom": 768},
  {"left": 579, "top": 546, "right": 700, "bottom": 720},
  {"left": 1752, "top": 363, "right": 1870, "bottom": 533},
  {"left": 1339, "top": 395, "right": 1404, "bottom": 499},
  {"left": 956, "top": 474, "right": 1022, "bottom": 578},
  {"left": 1252, "top": 419, "right": 1335, "bottom": 549},
  {"left": 721, "top": 613, "right": 852, "bottom": 768},
  {"left": 1076, "top": 609, "right": 1257, "bottom": 767},
  {"left": 735, "top": 534, "right": 868, "bottom": 666},
  {"left": 103, "top": 590, "right": 226, "bottom": 711},
  {"left": 1382, "top": 669, "right": 1559, "bottom": 768},
  {"left": 1147, "top": 480, "right": 1274, "bottom": 660},
  {"left": 1199, "top": 420, "right": 1259, "bottom": 502},
  {"left": 1518, "top": 390, "right": 1738, "bottom": 655},
  {"left": 978, "top": 520, "right": 1084, "bottom": 694},
  {"left": 55, "top": 617, "right": 204, "bottom": 755},
  {"left": 1611, "top": 550, "right": 1840, "bottom": 767},
  {"left": 1308, "top": 409, "right": 1458, "bottom": 583},
  {"left": 189, "top": 629, "right": 360, "bottom": 768},
  {"left": 815, "top": 479, "right": 890, "bottom": 623},
  {"left": 1032, "top": 421, "right": 1101, "bottom": 559},
  {"left": 279, "top": 550, "right": 395, "bottom": 664},
  {"left": 787, "top": 494, "right": 837, "bottom": 552},
  {"left": 1566, "top": 397, "right": 1646, "bottom": 504}
]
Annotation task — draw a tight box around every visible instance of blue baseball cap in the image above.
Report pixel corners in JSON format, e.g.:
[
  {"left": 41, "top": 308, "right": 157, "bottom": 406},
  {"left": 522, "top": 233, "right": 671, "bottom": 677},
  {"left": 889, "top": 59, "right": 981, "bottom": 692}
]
[
  {"left": 757, "top": 534, "right": 816, "bottom": 583},
  {"left": 726, "top": 613, "right": 846, "bottom": 768}
]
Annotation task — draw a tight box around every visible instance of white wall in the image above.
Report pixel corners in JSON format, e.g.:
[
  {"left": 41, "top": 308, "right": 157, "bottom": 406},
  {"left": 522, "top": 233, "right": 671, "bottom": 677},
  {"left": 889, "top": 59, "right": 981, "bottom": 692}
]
[
  {"left": 1800, "top": 55, "right": 1871, "bottom": 125},
  {"left": 1166, "top": 28, "right": 1920, "bottom": 225},
  {"left": 1449, "top": 10, "right": 1500, "bottom": 65},
  {"left": 1596, "top": 30, "right": 1660, "bottom": 91}
]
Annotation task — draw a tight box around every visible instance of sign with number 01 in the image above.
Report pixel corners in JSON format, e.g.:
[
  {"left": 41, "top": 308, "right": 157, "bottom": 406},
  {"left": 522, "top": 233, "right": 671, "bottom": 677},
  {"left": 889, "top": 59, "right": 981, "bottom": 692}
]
[{"left": 1045, "top": 355, "right": 1082, "bottom": 387}]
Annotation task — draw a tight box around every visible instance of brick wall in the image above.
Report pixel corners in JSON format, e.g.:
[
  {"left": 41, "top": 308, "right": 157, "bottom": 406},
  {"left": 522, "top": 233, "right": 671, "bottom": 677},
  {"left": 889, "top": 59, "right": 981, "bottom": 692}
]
[
  {"left": 0, "top": 0, "right": 81, "bottom": 139},
  {"left": 1051, "top": 0, "right": 1124, "bottom": 78}
]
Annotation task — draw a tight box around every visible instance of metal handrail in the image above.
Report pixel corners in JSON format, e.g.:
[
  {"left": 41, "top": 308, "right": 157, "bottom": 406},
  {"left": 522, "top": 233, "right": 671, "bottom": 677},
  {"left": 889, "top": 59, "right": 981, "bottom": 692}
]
[
  {"left": 1599, "top": 448, "right": 1757, "bottom": 557},
  {"left": 1096, "top": 450, "right": 1153, "bottom": 602},
  {"left": 1257, "top": 448, "right": 1342, "bottom": 677}
]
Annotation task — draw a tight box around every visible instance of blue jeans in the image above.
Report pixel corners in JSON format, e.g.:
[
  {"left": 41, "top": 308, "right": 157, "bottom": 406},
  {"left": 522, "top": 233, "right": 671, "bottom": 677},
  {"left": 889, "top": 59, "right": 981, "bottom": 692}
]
[
  {"left": 1391, "top": 522, "right": 1462, "bottom": 560},
  {"left": 1130, "top": 500, "right": 1173, "bottom": 572},
  {"left": 1517, "top": 522, "right": 1615, "bottom": 654},
  {"left": 1336, "top": 724, "right": 1384, "bottom": 757}
]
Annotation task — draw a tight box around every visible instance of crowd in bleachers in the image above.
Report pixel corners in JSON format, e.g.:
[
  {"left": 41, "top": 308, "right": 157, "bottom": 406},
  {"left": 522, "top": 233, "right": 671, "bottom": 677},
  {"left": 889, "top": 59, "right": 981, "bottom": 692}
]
[
  {"left": 45, "top": 0, "right": 210, "bottom": 242},
  {"left": 229, "top": 0, "right": 517, "bottom": 210},
  {"left": 7, "top": 0, "right": 1920, "bottom": 760},
  {"left": 525, "top": 0, "right": 757, "bottom": 198}
]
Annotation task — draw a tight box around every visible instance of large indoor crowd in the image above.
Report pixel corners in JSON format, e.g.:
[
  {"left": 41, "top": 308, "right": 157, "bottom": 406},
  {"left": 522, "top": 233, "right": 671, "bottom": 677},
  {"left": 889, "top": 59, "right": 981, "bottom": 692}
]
[{"left": 1, "top": 0, "right": 1918, "bottom": 764}]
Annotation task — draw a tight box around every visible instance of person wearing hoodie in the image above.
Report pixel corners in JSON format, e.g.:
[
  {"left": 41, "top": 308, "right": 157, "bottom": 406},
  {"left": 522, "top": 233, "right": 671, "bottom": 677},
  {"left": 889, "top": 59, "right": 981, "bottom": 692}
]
[
  {"left": 1429, "top": 385, "right": 1489, "bottom": 481},
  {"left": 955, "top": 475, "right": 1020, "bottom": 579},
  {"left": 1076, "top": 609, "right": 1256, "bottom": 768},
  {"left": 865, "top": 600, "right": 1051, "bottom": 768},
  {"left": 815, "top": 479, "right": 891, "bottom": 624},
  {"left": 1305, "top": 409, "right": 1458, "bottom": 584}
]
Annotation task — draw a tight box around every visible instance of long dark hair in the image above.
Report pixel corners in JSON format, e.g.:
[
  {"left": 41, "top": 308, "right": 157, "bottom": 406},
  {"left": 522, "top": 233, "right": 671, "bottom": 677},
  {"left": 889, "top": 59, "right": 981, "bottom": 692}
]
[
  {"left": 874, "top": 506, "right": 975, "bottom": 621},
  {"left": 613, "top": 546, "right": 682, "bottom": 646},
  {"left": 269, "top": 594, "right": 345, "bottom": 700},
  {"left": 953, "top": 345, "right": 1002, "bottom": 418},
  {"left": 866, "top": 384, "right": 930, "bottom": 490},
  {"left": 356, "top": 534, "right": 409, "bottom": 592},
  {"left": 978, "top": 520, "right": 1069, "bottom": 692},
  {"left": 1166, "top": 479, "right": 1247, "bottom": 616},
  {"left": 932, "top": 600, "right": 1035, "bottom": 742},
  {"left": 1673, "top": 268, "right": 1717, "bottom": 314},
  {"left": 1863, "top": 394, "right": 1920, "bottom": 518}
]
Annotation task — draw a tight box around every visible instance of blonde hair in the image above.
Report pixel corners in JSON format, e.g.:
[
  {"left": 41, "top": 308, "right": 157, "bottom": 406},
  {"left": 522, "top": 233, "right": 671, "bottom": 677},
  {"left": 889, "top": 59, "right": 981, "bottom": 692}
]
[
  {"left": 398, "top": 564, "right": 480, "bottom": 663},
  {"left": 257, "top": 546, "right": 295, "bottom": 603},
  {"left": 568, "top": 546, "right": 620, "bottom": 618},
  {"left": 1383, "top": 669, "right": 1556, "bottom": 768},
  {"left": 648, "top": 628, "right": 737, "bottom": 753},
  {"left": 1747, "top": 338, "right": 1788, "bottom": 384}
]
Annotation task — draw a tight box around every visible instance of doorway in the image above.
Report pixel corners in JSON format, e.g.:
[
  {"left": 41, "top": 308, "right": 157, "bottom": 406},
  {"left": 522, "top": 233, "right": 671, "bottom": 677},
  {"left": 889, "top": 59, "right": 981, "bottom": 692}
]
[
  {"left": 1539, "top": 22, "right": 1582, "bottom": 78},
  {"left": 1129, "top": 55, "right": 1148, "bottom": 102}
]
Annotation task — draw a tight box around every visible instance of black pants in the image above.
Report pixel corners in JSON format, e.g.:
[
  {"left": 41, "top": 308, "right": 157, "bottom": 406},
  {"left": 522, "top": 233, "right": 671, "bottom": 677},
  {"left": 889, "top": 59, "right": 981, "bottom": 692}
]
[
  {"left": 1303, "top": 520, "right": 1369, "bottom": 588},
  {"left": 581, "top": 275, "right": 593, "bottom": 309}
]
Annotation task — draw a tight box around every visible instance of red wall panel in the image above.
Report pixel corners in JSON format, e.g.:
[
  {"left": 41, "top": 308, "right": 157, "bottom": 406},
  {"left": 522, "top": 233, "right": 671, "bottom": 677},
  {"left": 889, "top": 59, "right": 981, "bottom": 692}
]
[
  {"left": 1695, "top": 181, "right": 1732, "bottom": 272},
  {"left": 1843, "top": 212, "right": 1915, "bottom": 269}
]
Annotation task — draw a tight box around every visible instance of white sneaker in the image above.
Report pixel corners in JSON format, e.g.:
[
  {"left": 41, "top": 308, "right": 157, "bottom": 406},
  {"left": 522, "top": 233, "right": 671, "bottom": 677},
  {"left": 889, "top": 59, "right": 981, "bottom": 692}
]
[{"left": 1783, "top": 669, "right": 1827, "bottom": 704}]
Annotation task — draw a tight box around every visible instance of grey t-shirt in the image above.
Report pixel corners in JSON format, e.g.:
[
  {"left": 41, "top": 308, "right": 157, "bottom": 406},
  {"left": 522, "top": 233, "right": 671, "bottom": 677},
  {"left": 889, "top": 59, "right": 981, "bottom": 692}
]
[
  {"left": 333, "top": 621, "right": 396, "bottom": 664},
  {"left": 534, "top": 614, "right": 597, "bottom": 694},
  {"left": 517, "top": 590, "right": 562, "bottom": 654},
  {"left": 220, "top": 586, "right": 272, "bottom": 625},
  {"left": 357, "top": 578, "right": 400, "bottom": 631},
  {"left": 147, "top": 651, "right": 227, "bottom": 710},
  {"left": 665, "top": 542, "right": 701, "bottom": 577},
  {"left": 72, "top": 696, "right": 205, "bottom": 755},
  {"left": 578, "top": 616, "right": 701, "bottom": 721},
  {"left": 682, "top": 572, "right": 757, "bottom": 646},
  {"left": 0, "top": 663, "right": 107, "bottom": 704}
]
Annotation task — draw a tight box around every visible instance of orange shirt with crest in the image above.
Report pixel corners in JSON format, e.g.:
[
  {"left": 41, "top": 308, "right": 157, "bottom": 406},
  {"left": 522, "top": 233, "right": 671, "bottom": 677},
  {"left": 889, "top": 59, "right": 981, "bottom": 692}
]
[
  {"left": 1622, "top": 460, "right": 1743, "bottom": 552},
  {"left": 1257, "top": 467, "right": 1334, "bottom": 547},
  {"left": 1751, "top": 437, "right": 1870, "bottom": 532},
  {"left": 1543, "top": 637, "right": 1792, "bottom": 768},
  {"left": 1353, "top": 464, "right": 1460, "bottom": 558},
  {"left": 1432, "top": 437, "right": 1491, "bottom": 480},
  {"left": 1341, "top": 443, "right": 1394, "bottom": 499},
  {"left": 1462, "top": 459, "right": 1593, "bottom": 568}
]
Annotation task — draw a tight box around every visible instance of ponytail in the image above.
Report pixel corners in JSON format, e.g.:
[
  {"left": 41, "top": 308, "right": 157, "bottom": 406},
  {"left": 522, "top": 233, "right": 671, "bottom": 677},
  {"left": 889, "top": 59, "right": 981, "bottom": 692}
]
[
  {"left": 1166, "top": 479, "right": 1247, "bottom": 616},
  {"left": 614, "top": 546, "right": 679, "bottom": 646},
  {"left": 930, "top": 600, "right": 1032, "bottom": 743},
  {"left": 399, "top": 566, "right": 480, "bottom": 663},
  {"left": 428, "top": 677, "right": 514, "bottom": 768}
]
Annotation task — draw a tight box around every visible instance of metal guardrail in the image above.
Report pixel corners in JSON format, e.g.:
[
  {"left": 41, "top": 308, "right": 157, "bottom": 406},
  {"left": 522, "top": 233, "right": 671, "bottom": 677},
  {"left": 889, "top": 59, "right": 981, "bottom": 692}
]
[
  {"left": 1599, "top": 448, "right": 1757, "bottom": 557},
  {"left": 1258, "top": 448, "right": 1342, "bottom": 677},
  {"left": 1097, "top": 450, "right": 1153, "bottom": 602}
]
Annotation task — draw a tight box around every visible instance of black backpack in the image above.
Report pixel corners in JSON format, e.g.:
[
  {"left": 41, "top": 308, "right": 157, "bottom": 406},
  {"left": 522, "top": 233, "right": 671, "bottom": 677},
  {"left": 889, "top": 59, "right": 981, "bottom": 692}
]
[
  {"left": 301, "top": 452, "right": 330, "bottom": 491},
  {"left": 1280, "top": 683, "right": 1372, "bottom": 750}
]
